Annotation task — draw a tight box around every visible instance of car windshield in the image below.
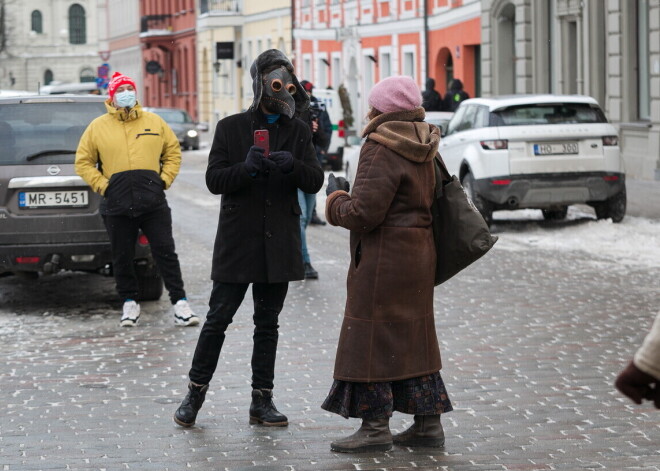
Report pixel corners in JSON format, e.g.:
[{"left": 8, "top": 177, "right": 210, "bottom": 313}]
[
  {"left": 491, "top": 103, "right": 607, "bottom": 126},
  {"left": 0, "top": 101, "right": 105, "bottom": 165},
  {"left": 153, "top": 109, "right": 192, "bottom": 124}
]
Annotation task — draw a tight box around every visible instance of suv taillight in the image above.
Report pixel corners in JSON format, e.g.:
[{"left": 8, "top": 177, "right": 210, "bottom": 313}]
[
  {"left": 338, "top": 120, "right": 345, "bottom": 138},
  {"left": 602, "top": 136, "right": 618, "bottom": 146},
  {"left": 480, "top": 140, "right": 508, "bottom": 150}
]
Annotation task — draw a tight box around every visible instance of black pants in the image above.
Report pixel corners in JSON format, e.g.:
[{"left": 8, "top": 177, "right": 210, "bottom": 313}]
[
  {"left": 188, "top": 281, "right": 288, "bottom": 389},
  {"left": 103, "top": 206, "right": 186, "bottom": 304}
]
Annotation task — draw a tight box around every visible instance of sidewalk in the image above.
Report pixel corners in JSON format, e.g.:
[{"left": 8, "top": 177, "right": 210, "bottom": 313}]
[{"left": 627, "top": 178, "right": 660, "bottom": 219}]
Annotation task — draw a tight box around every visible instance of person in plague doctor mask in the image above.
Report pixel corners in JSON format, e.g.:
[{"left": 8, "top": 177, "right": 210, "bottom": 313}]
[
  {"left": 76, "top": 72, "right": 199, "bottom": 328},
  {"left": 173, "top": 49, "right": 323, "bottom": 428}
]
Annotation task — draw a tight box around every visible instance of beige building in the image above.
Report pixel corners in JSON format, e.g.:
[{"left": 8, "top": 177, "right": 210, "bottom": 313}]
[
  {"left": 481, "top": 0, "right": 660, "bottom": 181},
  {"left": 196, "top": 0, "right": 292, "bottom": 126},
  {"left": 0, "top": 0, "right": 103, "bottom": 92}
]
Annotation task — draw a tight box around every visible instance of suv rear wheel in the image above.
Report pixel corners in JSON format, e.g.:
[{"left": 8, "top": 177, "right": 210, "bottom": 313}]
[
  {"left": 462, "top": 172, "right": 493, "bottom": 226},
  {"left": 594, "top": 188, "right": 626, "bottom": 223}
]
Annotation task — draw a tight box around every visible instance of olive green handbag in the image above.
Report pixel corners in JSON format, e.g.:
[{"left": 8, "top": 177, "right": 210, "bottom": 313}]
[{"left": 431, "top": 154, "right": 498, "bottom": 286}]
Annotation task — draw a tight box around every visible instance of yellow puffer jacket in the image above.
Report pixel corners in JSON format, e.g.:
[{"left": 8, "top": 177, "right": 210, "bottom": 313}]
[{"left": 75, "top": 100, "right": 181, "bottom": 195}]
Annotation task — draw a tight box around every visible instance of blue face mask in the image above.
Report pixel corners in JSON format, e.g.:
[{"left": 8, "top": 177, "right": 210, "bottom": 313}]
[{"left": 115, "top": 90, "right": 136, "bottom": 108}]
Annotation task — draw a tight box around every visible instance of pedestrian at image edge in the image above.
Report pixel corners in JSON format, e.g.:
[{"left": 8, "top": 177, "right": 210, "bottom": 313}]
[
  {"left": 322, "top": 75, "right": 452, "bottom": 453},
  {"left": 615, "top": 310, "right": 660, "bottom": 408},
  {"left": 173, "top": 49, "right": 324, "bottom": 429},
  {"left": 75, "top": 72, "right": 199, "bottom": 328},
  {"left": 297, "top": 79, "right": 332, "bottom": 279}
]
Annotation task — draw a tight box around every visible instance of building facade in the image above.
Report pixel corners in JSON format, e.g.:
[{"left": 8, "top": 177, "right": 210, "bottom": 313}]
[
  {"left": 481, "top": 0, "right": 660, "bottom": 180},
  {"left": 293, "top": 0, "right": 482, "bottom": 133},
  {"left": 140, "top": 0, "right": 199, "bottom": 119},
  {"left": 102, "top": 0, "right": 143, "bottom": 97},
  {"left": 196, "top": 0, "right": 292, "bottom": 126},
  {"left": 0, "top": 0, "right": 103, "bottom": 92}
]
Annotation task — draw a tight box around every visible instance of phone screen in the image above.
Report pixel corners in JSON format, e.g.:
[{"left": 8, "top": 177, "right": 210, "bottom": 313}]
[{"left": 254, "top": 130, "right": 269, "bottom": 157}]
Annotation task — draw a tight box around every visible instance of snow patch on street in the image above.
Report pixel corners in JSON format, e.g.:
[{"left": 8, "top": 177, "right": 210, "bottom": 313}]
[{"left": 493, "top": 207, "right": 660, "bottom": 269}]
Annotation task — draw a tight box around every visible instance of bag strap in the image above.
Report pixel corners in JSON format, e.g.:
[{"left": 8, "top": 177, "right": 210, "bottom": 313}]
[{"left": 433, "top": 153, "right": 451, "bottom": 198}]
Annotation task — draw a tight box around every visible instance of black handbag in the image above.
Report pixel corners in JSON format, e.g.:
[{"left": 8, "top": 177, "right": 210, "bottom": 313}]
[{"left": 431, "top": 154, "right": 498, "bottom": 286}]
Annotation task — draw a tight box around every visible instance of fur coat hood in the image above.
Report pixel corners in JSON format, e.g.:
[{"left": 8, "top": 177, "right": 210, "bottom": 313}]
[{"left": 362, "top": 107, "right": 440, "bottom": 163}]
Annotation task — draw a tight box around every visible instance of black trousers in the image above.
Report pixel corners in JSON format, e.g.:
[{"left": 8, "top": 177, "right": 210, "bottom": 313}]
[
  {"left": 103, "top": 205, "right": 186, "bottom": 304},
  {"left": 188, "top": 281, "right": 288, "bottom": 389}
]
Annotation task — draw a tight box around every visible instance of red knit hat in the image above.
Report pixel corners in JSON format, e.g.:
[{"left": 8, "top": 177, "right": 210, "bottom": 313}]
[
  {"left": 107, "top": 72, "right": 136, "bottom": 98},
  {"left": 368, "top": 75, "right": 422, "bottom": 113}
]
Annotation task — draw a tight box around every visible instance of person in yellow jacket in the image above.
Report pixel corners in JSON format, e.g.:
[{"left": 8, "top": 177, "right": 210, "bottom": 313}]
[{"left": 75, "top": 72, "right": 199, "bottom": 328}]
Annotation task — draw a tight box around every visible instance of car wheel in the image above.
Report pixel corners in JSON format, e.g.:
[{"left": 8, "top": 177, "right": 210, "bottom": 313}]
[
  {"left": 135, "top": 262, "right": 164, "bottom": 301},
  {"left": 542, "top": 206, "right": 568, "bottom": 220},
  {"left": 462, "top": 172, "right": 493, "bottom": 225},
  {"left": 595, "top": 188, "right": 626, "bottom": 223}
]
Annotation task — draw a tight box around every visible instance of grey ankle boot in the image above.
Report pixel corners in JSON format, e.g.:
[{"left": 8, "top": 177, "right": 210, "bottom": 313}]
[
  {"left": 392, "top": 414, "right": 445, "bottom": 448},
  {"left": 330, "top": 418, "right": 393, "bottom": 453}
]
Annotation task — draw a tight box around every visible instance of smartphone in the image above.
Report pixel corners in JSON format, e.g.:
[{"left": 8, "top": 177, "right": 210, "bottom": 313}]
[{"left": 254, "top": 129, "right": 270, "bottom": 157}]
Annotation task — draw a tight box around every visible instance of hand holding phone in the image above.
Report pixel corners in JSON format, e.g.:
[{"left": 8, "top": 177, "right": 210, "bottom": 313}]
[{"left": 254, "top": 130, "right": 270, "bottom": 157}]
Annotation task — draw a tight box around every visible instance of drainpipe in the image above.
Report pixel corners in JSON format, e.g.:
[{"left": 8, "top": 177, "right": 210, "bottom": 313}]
[{"left": 424, "top": 0, "right": 429, "bottom": 80}]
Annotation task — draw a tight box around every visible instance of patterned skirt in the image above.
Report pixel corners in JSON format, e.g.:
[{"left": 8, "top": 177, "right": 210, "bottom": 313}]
[{"left": 321, "top": 372, "right": 453, "bottom": 419}]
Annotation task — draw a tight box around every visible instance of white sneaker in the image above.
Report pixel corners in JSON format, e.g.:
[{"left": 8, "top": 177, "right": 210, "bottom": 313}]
[
  {"left": 120, "top": 300, "right": 140, "bottom": 327},
  {"left": 174, "top": 299, "right": 200, "bottom": 327}
]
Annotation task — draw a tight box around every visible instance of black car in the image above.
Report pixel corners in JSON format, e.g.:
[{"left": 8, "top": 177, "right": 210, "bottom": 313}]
[
  {"left": 143, "top": 107, "right": 205, "bottom": 150},
  {"left": 0, "top": 94, "right": 163, "bottom": 300}
]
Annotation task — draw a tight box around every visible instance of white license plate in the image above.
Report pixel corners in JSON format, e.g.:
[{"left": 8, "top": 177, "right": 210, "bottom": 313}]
[
  {"left": 19, "top": 190, "right": 89, "bottom": 208},
  {"left": 533, "top": 142, "right": 579, "bottom": 155}
]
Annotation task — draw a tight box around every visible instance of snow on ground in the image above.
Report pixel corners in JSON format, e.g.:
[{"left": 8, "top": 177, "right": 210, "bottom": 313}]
[{"left": 492, "top": 205, "right": 660, "bottom": 269}]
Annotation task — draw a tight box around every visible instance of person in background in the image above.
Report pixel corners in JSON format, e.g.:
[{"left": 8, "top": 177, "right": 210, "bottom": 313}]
[
  {"left": 75, "top": 72, "right": 199, "bottom": 328},
  {"left": 615, "top": 311, "right": 660, "bottom": 409},
  {"left": 322, "top": 75, "right": 452, "bottom": 453},
  {"left": 421, "top": 78, "right": 443, "bottom": 112},
  {"left": 297, "top": 80, "right": 332, "bottom": 279},
  {"left": 443, "top": 78, "right": 469, "bottom": 112},
  {"left": 173, "top": 49, "right": 324, "bottom": 429},
  {"left": 301, "top": 80, "right": 332, "bottom": 228}
]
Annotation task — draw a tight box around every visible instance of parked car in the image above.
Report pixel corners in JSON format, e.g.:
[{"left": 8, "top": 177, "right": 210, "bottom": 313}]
[
  {"left": 344, "top": 111, "right": 453, "bottom": 189},
  {"left": 312, "top": 88, "right": 346, "bottom": 171},
  {"left": 143, "top": 107, "right": 204, "bottom": 150},
  {"left": 0, "top": 94, "right": 163, "bottom": 300},
  {"left": 439, "top": 94, "right": 626, "bottom": 224},
  {"left": 425, "top": 111, "right": 454, "bottom": 135}
]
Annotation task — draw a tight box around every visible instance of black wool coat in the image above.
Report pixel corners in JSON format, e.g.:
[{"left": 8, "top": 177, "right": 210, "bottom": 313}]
[{"left": 207, "top": 109, "right": 324, "bottom": 283}]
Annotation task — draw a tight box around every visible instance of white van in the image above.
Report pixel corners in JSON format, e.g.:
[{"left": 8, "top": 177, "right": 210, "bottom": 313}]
[{"left": 311, "top": 88, "right": 346, "bottom": 171}]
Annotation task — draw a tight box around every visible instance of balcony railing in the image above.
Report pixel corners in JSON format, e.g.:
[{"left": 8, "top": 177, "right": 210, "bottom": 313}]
[
  {"left": 200, "top": 0, "right": 242, "bottom": 14},
  {"left": 140, "top": 14, "right": 172, "bottom": 34}
]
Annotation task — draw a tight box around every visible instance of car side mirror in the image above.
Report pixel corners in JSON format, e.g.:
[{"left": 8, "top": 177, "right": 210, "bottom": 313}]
[{"left": 196, "top": 122, "right": 210, "bottom": 132}]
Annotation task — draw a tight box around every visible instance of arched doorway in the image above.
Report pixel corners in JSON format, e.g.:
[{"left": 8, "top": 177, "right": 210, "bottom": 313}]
[
  {"left": 434, "top": 47, "right": 454, "bottom": 94},
  {"left": 494, "top": 2, "right": 515, "bottom": 94}
]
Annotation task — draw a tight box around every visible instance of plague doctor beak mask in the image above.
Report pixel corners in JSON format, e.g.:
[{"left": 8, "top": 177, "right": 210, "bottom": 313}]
[{"left": 249, "top": 49, "right": 309, "bottom": 119}]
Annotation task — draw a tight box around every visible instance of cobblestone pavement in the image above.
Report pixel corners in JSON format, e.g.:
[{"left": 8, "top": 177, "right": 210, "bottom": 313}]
[{"left": 1, "top": 152, "right": 658, "bottom": 470}]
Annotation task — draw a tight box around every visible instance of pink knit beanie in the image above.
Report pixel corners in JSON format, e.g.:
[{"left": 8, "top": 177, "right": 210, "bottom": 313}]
[{"left": 368, "top": 75, "right": 422, "bottom": 113}]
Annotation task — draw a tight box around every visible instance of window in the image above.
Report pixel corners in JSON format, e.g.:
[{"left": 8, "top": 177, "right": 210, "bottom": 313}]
[
  {"left": 492, "top": 103, "right": 607, "bottom": 126},
  {"left": 80, "top": 68, "right": 96, "bottom": 83},
  {"left": 69, "top": 4, "right": 86, "bottom": 44},
  {"left": 403, "top": 51, "right": 415, "bottom": 79},
  {"left": 380, "top": 51, "right": 391, "bottom": 79},
  {"left": 44, "top": 69, "right": 54, "bottom": 86},
  {"left": 31, "top": 10, "right": 43, "bottom": 34}
]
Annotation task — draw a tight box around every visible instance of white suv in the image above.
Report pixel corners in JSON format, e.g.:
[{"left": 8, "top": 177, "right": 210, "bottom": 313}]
[{"left": 439, "top": 95, "right": 626, "bottom": 224}]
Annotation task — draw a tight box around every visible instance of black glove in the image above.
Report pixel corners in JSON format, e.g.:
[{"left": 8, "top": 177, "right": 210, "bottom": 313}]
[
  {"left": 245, "top": 146, "right": 265, "bottom": 175},
  {"left": 615, "top": 361, "right": 660, "bottom": 408},
  {"left": 326, "top": 173, "right": 350, "bottom": 196},
  {"left": 269, "top": 150, "right": 294, "bottom": 174}
]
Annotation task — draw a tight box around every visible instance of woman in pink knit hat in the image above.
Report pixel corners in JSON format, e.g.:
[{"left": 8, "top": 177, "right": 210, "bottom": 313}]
[{"left": 322, "top": 75, "right": 452, "bottom": 452}]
